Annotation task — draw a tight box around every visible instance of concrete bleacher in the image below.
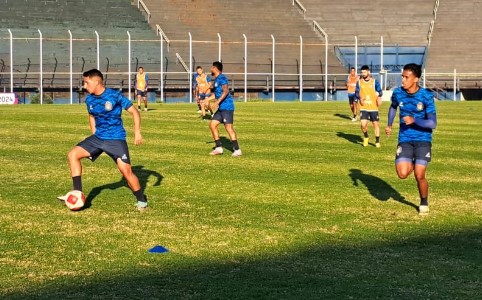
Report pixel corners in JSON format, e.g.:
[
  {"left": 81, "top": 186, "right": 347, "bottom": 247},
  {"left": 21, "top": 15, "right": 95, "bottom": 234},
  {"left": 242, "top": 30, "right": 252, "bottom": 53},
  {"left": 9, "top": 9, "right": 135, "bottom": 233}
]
[
  {"left": 301, "top": 0, "right": 434, "bottom": 45},
  {"left": 0, "top": 0, "right": 160, "bottom": 91},
  {"left": 424, "top": 0, "right": 482, "bottom": 88},
  {"left": 143, "top": 0, "right": 345, "bottom": 89}
]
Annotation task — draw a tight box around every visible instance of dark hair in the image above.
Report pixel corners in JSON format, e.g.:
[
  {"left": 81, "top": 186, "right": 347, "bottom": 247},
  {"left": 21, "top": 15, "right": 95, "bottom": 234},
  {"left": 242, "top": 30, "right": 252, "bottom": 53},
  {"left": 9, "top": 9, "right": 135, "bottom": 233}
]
[
  {"left": 212, "top": 61, "right": 223, "bottom": 72},
  {"left": 403, "top": 63, "right": 422, "bottom": 78},
  {"left": 350, "top": 67, "right": 356, "bottom": 70},
  {"left": 83, "top": 69, "right": 104, "bottom": 82},
  {"left": 361, "top": 65, "right": 370, "bottom": 71},
  {"left": 196, "top": 66, "right": 203, "bottom": 70}
]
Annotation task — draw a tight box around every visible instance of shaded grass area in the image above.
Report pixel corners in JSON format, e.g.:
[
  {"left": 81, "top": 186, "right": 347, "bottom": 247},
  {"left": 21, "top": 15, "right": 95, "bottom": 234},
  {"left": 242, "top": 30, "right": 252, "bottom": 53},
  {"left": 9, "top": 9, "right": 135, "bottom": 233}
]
[{"left": 0, "top": 101, "right": 481, "bottom": 299}]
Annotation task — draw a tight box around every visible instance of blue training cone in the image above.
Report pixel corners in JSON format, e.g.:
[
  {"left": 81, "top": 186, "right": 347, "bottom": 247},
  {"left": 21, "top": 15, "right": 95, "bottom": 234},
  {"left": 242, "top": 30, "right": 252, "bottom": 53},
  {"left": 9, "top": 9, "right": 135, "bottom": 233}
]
[{"left": 148, "top": 245, "right": 169, "bottom": 253}]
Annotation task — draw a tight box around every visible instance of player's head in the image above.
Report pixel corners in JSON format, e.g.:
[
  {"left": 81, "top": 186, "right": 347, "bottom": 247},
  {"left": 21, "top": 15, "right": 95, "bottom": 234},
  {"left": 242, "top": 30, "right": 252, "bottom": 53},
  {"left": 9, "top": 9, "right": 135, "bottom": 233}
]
[
  {"left": 401, "top": 63, "right": 422, "bottom": 91},
  {"left": 196, "top": 66, "right": 203, "bottom": 75},
  {"left": 82, "top": 69, "right": 104, "bottom": 95},
  {"left": 360, "top": 65, "right": 370, "bottom": 79},
  {"left": 211, "top": 61, "right": 223, "bottom": 76},
  {"left": 403, "top": 63, "right": 422, "bottom": 79},
  {"left": 138, "top": 66, "right": 144, "bottom": 74},
  {"left": 350, "top": 67, "right": 356, "bottom": 75}
]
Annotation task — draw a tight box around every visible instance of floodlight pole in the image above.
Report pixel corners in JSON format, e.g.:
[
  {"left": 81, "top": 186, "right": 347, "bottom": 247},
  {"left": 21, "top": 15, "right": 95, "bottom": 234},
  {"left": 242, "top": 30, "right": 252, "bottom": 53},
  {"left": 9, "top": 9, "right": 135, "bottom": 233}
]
[
  {"left": 355, "top": 36, "right": 358, "bottom": 74},
  {"left": 160, "top": 28, "right": 164, "bottom": 102},
  {"left": 38, "top": 29, "right": 43, "bottom": 105},
  {"left": 95, "top": 31, "right": 100, "bottom": 70},
  {"left": 8, "top": 29, "right": 13, "bottom": 93},
  {"left": 189, "top": 32, "right": 193, "bottom": 103},
  {"left": 380, "top": 36, "right": 384, "bottom": 90},
  {"left": 243, "top": 34, "right": 248, "bottom": 102},
  {"left": 271, "top": 34, "right": 275, "bottom": 102},
  {"left": 299, "top": 35, "right": 303, "bottom": 102},
  {"left": 68, "top": 30, "right": 73, "bottom": 104},
  {"left": 127, "top": 31, "right": 131, "bottom": 101},
  {"left": 318, "top": 29, "right": 329, "bottom": 102},
  {"left": 217, "top": 33, "right": 222, "bottom": 62}
]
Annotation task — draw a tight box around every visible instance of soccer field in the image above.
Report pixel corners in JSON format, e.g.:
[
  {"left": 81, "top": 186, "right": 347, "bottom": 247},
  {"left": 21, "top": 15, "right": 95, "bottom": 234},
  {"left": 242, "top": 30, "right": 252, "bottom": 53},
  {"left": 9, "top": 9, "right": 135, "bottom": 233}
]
[{"left": 0, "top": 101, "right": 481, "bottom": 299}]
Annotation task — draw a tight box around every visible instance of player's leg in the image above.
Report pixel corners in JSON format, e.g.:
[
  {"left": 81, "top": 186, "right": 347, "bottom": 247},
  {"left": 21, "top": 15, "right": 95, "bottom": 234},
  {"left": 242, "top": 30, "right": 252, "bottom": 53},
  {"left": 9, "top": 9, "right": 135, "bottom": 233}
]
[
  {"left": 61, "top": 135, "right": 102, "bottom": 199},
  {"left": 205, "top": 94, "right": 215, "bottom": 115},
  {"left": 349, "top": 95, "right": 357, "bottom": 121},
  {"left": 106, "top": 140, "right": 147, "bottom": 210},
  {"left": 136, "top": 91, "right": 142, "bottom": 111},
  {"left": 413, "top": 142, "right": 432, "bottom": 213},
  {"left": 360, "top": 111, "right": 369, "bottom": 146},
  {"left": 209, "top": 114, "right": 223, "bottom": 155},
  {"left": 199, "top": 94, "right": 207, "bottom": 118},
  {"left": 222, "top": 111, "right": 241, "bottom": 157},
  {"left": 373, "top": 118, "right": 381, "bottom": 148},
  {"left": 143, "top": 93, "right": 148, "bottom": 111}
]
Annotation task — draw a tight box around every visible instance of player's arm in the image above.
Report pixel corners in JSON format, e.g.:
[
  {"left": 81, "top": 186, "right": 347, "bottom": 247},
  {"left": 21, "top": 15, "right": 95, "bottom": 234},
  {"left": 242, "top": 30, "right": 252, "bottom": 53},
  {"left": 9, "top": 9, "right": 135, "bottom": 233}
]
[
  {"left": 355, "top": 82, "right": 363, "bottom": 105},
  {"left": 145, "top": 74, "right": 149, "bottom": 92},
  {"left": 403, "top": 113, "right": 437, "bottom": 129},
  {"left": 385, "top": 96, "right": 398, "bottom": 136},
  {"left": 211, "top": 84, "right": 229, "bottom": 111},
  {"left": 375, "top": 80, "right": 383, "bottom": 106},
  {"left": 89, "top": 114, "right": 96, "bottom": 134},
  {"left": 126, "top": 105, "right": 143, "bottom": 145}
]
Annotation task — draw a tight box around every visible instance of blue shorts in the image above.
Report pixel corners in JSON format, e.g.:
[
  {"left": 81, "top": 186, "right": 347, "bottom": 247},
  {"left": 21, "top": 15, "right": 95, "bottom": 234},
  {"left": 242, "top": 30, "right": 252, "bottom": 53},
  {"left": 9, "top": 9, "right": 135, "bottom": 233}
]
[
  {"left": 360, "top": 110, "right": 379, "bottom": 122},
  {"left": 212, "top": 110, "right": 234, "bottom": 124},
  {"left": 77, "top": 135, "right": 131, "bottom": 164},
  {"left": 396, "top": 141, "right": 432, "bottom": 166},
  {"left": 199, "top": 93, "right": 211, "bottom": 100},
  {"left": 136, "top": 90, "right": 147, "bottom": 97},
  {"left": 348, "top": 93, "right": 357, "bottom": 105}
]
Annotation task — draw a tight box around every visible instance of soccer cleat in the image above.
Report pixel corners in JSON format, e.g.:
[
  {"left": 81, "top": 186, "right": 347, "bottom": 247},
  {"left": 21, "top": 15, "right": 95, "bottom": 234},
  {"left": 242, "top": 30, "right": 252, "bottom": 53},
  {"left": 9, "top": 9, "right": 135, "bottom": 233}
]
[
  {"left": 352, "top": 117, "right": 357, "bottom": 122},
  {"left": 363, "top": 138, "right": 369, "bottom": 147},
  {"left": 210, "top": 147, "right": 224, "bottom": 155},
  {"left": 136, "top": 200, "right": 148, "bottom": 212},
  {"left": 419, "top": 205, "right": 429, "bottom": 215},
  {"left": 376, "top": 142, "right": 381, "bottom": 148},
  {"left": 232, "top": 149, "right": 242, "bottom": 157},
  {"left": 144, "top": 108, "right": 148, "bottom": 112}
]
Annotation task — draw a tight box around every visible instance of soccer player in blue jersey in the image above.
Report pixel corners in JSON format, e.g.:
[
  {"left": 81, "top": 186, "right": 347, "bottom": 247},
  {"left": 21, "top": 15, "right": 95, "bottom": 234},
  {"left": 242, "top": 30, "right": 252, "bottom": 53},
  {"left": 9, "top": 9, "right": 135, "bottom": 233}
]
[
  {"left": 385, "top": 63, "right": 437, "bottom": 214},
  {"left": 209, "top": 61, "right": 242, "bottom": 157},
  {"left": 59, "top": 69, "right": 148, "bottom": 211}
]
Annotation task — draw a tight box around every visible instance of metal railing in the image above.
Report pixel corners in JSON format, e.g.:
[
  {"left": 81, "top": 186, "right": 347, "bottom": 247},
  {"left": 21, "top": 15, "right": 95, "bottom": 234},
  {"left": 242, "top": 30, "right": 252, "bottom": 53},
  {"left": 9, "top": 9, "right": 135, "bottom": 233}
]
[
  {"left": 292, "top": 0, "right": 306, "bottom": 16},
  {"left": 137, "top": 0, "right": 151, "bottom": 23}
]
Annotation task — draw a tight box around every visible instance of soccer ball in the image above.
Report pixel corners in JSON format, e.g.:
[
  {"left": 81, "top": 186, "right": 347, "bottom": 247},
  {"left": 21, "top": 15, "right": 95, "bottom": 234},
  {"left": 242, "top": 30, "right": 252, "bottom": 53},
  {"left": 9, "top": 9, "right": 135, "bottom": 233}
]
[{"left": 65, "top": 190, "right": 86, "bottom": 211}]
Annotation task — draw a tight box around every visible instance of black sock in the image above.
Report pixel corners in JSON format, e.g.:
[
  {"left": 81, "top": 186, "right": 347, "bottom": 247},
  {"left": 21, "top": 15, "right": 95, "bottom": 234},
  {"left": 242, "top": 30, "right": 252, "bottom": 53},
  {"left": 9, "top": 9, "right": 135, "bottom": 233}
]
[
  {"left": 232, "top": 140, "right": 240, "bottom": 151},
  {"left": 420, "top": 197, "right": 428, "bottom": 206},
  {"left": 138, "top": 105, "right": 141, "bottom": 110},
  {"left": 72, "top": 176, "right": 82, "bottom": 191},
  {"left": 133, "top": 189, "right": 147, "bottom": 203},
  {"left": 376, "top": 136, "right": 380, "bottom": 143},
  {"left": 215, "top": 139, "right": 222, "bottom": 148},
  {"left": 363, "top": 132, "right": 369, "bottom": 138}
]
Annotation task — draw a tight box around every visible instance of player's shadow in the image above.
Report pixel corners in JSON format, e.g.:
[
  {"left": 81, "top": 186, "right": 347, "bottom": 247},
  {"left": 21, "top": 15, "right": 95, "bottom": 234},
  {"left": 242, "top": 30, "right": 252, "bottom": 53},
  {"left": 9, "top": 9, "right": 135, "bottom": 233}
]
[
  {"left": 334, "top": 113, "right": 352, "bottom": 120},
  {"left": 337, "top": 131, "right": 362, "bottom": 145},
  {"left": 349, "top": 168, "right": 418, "bottom": 211},
  {"left": 83, "top": 165, "right": 163, "bottom": 209},
  {"left": 207, "top": 136, "right": 234, "bottom": 153}
]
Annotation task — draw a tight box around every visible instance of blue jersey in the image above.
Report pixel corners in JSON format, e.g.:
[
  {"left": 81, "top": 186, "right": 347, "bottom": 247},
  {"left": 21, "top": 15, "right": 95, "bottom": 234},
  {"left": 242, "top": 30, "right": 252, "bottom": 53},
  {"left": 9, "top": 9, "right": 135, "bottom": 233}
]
[
  {"left": 391, "top": 87, "right": 436, "bottom": 143},
  {"left": 85, "top": 88, "right": 133, "bottom": 140},
  {"left": 213, "top": 73, "right": 234, "bottom": 111}
]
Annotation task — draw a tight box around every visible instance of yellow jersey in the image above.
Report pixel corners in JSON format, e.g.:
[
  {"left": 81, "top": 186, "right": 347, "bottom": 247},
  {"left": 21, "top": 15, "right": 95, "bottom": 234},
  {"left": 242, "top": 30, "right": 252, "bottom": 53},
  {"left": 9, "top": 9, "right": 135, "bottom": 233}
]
[
  {"left": 136, "top": 73, "right": 147, "bottom": 91},
  {"left": 358, "top": 78, "right": 380, "bottom": 111},
  {"left": 346, "top": 74, "right": 359, "bottom": 94}
]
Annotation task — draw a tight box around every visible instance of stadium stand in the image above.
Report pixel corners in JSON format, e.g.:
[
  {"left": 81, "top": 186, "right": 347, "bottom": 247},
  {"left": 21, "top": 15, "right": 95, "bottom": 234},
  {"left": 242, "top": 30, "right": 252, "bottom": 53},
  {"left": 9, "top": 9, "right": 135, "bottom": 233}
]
[
  {"left": 424, "top": 0, "right": 482, "bottom": 90},
  {"left": 1, "top": 0, "right": 481, "bottom": 99},
  {"left": 0, "top": 0, "right": 160, "bottom": 91},
  {"left": 143, "top": 0, "right": 344, "bottom": 90}
]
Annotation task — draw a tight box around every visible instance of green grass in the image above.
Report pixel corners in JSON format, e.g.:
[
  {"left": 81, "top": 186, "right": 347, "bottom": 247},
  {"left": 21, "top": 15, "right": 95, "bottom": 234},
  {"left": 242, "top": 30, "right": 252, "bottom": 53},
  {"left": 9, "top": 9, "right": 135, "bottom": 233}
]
[{"left": 0, "top": 101, "right": 481, "bottom": 299}]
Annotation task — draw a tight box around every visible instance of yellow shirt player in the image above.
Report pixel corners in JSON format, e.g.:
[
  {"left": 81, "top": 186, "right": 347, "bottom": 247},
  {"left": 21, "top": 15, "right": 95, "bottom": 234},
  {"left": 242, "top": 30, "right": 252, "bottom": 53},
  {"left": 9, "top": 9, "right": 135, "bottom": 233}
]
[
  {"left": 355, "top": 65, "right": 383, "bottom": 147},
  {"left": 135, "top": 67, "right": 149, "bottom": 111},
  {"left": 346, "top": 67, "right": 359, "bottom": 121}
]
